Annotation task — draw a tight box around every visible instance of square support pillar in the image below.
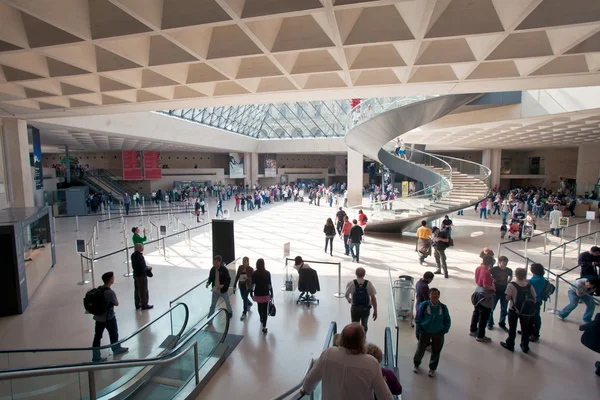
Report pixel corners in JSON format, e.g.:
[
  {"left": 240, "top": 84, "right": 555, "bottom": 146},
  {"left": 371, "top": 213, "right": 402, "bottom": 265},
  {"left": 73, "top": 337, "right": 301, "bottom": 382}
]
[
  {"left": 482, "top": 149, "right": 501, "bottom": 190},
  {"left": 1, "top": 119, "right": 34, "bottom": 208},
  {"left": 347, "top": 148, "right": 363, "bottom": 207}
]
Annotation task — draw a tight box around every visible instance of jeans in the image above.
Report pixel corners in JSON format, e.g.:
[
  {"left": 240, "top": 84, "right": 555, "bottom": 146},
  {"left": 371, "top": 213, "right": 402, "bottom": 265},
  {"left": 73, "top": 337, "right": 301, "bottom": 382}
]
[
  {"left": 531, "top": 302, "right": 542, "bottom": 338},
  {"left": 470, "top": 304, "right": 492, "bottom": 339},
  {"left": 487, "top": 291, "right": 508, "bottom": 326},
  {"left": 558, "top": 290, "right": 595, "bottom": 323},
  {"left": 216, "top": 207, "right": 223, "bottom": 217},
  {"left": 325, "top": 237, "right": 333, "bottom": 255},
  {"left": 239, "top": 284, "right": 252, "bottom": 314},
  {"left": 134, "top": 275, "right": 149, "bottom": 308},
  {"left": 505, "top": 309, "right": 532, "bottom": 350},
  {"left": 343, "top": 234, "right": 350, "bottom": 255},
  {"left": 480, "top": 208, "right": 487, "bottom": 219},
  {"left": 350, "top": 242, "right": 360, "bottom": 261},
  {"left": 551, "top": 228, "right": 561, "bottom": 237},
  {"left": 457, "top": 210, "right": 464, "bottom": 215},
  {"left": 92, "top": 317, "right": 121, "bottom": 361},
  {"left": 413, "top": 330, "right": 445, "bottom": 370},
  {"left": 208, "top": 290, "right": 232, "bottom": 316},
  {"left": 434, "top": 248, "right": 447, "bottom": 276},
  {"left": 493, "top": 205, "right": 500, "bottom": 215},
  {"left": 125, "top": 203, "right": 130, "bottom": 215},
  {"left": 501, "top": 211, "right": 508, "bottom": 223},
  {"left": 351, "top": 305, "right": 370, "bottom": 333}
]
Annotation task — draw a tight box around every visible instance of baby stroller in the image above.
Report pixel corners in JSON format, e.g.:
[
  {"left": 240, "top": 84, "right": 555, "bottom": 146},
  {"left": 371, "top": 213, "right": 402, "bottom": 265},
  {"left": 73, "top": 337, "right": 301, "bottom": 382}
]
[
  {"left": 507, "top": 221, "right": 521, "bottom": 241},
  {"left": 393, "top": 275, "right": 416, "bottom": 328}
]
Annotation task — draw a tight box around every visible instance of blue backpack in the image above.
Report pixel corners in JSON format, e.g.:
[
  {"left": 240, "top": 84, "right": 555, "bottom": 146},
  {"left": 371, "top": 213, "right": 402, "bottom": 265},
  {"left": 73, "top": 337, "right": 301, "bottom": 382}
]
[{"left": 352, "top": 280, "right": 370, "bottom": 307}]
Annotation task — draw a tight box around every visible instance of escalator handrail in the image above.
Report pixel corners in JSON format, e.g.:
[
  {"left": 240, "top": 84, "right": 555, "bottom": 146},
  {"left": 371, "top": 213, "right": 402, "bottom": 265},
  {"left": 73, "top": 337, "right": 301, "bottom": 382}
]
[
  {"left": 0, "top": 302, "right": 189, "bottom": 356},
  {"left": 272, "top": 321, "right": 337, "bottom": 400},
  {"left": 0, "top": 307, "right": 229, "bottom": 380}
]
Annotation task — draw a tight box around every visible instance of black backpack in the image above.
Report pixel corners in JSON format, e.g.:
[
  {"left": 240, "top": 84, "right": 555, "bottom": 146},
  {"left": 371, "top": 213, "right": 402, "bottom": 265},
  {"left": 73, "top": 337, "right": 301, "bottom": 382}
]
[
  {"left": 511, "top": 282, "right": 537, "bottom": 317},
  {"left": 352, "top": 280, "right": 370, "bottom": 307},
  {"left": 83, "top": 287, "right": 109, "bottom": 316},
  {"left": 540, "top": 280, "right": 556, "bottom": 302}
]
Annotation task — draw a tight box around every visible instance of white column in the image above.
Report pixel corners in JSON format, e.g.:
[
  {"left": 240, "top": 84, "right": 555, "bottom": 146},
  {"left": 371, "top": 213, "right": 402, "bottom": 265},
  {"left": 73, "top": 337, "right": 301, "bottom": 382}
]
[
  {"left": 482, "top": 149, "right": 501, "bottom": 189},
  {"left": 1, "top": 119, "right": 34, "bottom": 208},
  {"left": 347, "top": 148, "right": 363, "bottom": 207},
  {"left": 250, "top": 152, "right": 259, "bottom": 186},
  {"left": 576, "top": 144, "right": 600, "bottom": 195}
]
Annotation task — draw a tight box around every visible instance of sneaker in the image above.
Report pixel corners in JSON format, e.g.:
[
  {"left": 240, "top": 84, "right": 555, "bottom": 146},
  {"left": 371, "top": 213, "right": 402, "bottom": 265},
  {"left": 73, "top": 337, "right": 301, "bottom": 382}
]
[
  {"left": 469, "top": 332, "right": 477, "bottom": 337},
  {"left": 500, "top": 342, "right": 514, "bottom": 352},
  {"left": 248, "top": 302, "right": 253, "bottom": 308},
  {"left": 530, "top": 336, "right": 539, "bottom": 343},
  {"left": 476, "top": 337, "right": 492, "bottom": 343},
  {"left": 113, "top": 347, "right": 129, "bottom": 355},
  {"left": 428, "top": 370, "right": 436, "bottom": 378},
  {"left": 499, "top": 323, "right": 508, "bottom": 332},
  {"left": 240, "top": 313, "right": 246, "bottom": 321},
  {"left": 520, "top": 344, "right": 530, "bottom": 354},
  {"left": 92, "top": 357, "right": 108, "bottom": 363},
  {"left": 434, "top": 270, "right": 442, "bottom": 275},
  {"left": 228, "top": 312, "right": 233, "bottom": 319},
  {"left": 444, "top": 274, "right": 448, "bottom": 279},
  {"left": 487, "top": 324, "right": 494, "bottom": 330},
  {"left": 557, "top": 315, "right": 565, "bottom": 321},
  {"left": 262, "top": 327, "right": 268, "bottom": 334},
  {"left": 141, "top": 305, "right": 154, "bottom": 310},
  {"left": 412, "top": 366, "right": 419, "bottom": 374}
]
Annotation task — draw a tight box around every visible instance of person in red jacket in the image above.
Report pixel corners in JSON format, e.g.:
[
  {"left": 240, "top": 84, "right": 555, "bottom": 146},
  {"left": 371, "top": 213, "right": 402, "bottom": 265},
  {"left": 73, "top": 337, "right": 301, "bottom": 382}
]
[{"left": 341, "top": 216, "right": 353, "bottom": 256}]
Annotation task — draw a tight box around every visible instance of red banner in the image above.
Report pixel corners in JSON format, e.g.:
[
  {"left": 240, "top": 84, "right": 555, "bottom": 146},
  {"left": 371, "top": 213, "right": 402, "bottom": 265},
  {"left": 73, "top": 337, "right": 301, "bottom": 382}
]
[
  {"left": 143, "top": 151, "right": 162, "bottom": 180},
  {"left": 122, "top": 150, "right": 142, "bottom": 181}
]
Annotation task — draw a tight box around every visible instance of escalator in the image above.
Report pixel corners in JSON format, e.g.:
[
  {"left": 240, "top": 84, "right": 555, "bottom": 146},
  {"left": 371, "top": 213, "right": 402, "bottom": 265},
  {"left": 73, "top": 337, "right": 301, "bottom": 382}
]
[{"left": 0, "top": 304, "right": 231, "bottom": 400}]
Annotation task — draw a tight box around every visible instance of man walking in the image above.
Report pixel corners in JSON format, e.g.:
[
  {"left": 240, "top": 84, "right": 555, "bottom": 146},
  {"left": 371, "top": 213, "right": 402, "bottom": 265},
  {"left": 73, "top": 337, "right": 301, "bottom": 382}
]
[
  {"left": 416, "top": 220, "right": 432, "bottom": 265},
  {"left": 335, "top": 207, "right": 346, "bottom": 235},
  {"left": 216, "top": 198, "right": 223, "bottom": 217},
  {"left": 500, "top": 267, "right": 537, "bottom": 353},
  {"left": 470, "top": 255, "right": 495, "bottom": 343},
  {"left": 206, "top": 255, "right": 233, "bottom": 318},
  {"left": 549, "top": 205, "right": 562, "bottom": 237},
  {"left": 131, "top": 243, "right": 153, "bottom": 310},
  {"left": 432, "top": 227, "right": 449, "bottom": 278},
  {"left": 412, "top": 288, "right": 451, "bottom": 378},
  {"left": 348, "top": 219, "right": 364, "bottom": 263},
  {"left": 91, "top": 272, "right": 128, "bottom": 362},
  {"left": 345, "top": 267, "right": 377, "bottom": 334},
  {"left": 487, "top": 255, "right": 512, "bottom": 331},
  {"left": 341, "top": 216, "right": 353, "bottom": 257},
  {"left": 415, "top": 271, "right": 434, "bottom": 340},
  {"left": 124, "top": 193, "right": 131, "bottom": 215}
]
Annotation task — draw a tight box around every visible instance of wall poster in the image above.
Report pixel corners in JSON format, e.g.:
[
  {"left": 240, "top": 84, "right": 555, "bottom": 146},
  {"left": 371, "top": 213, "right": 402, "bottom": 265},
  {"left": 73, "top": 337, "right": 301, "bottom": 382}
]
[
  {"left": 31, "top": 126, "right": 43, "bottom": 190},
  {"left": 229, "top": 153, "right": 244, "bottom": 178},
  {"left": 264, "top": 154, "right": 277, "bottom": 177},
  {"left": 401, "top": 181, "right": 409, "bottom": 197},
  {"left": 122, "top": 150, "right": 142, "bottom": 180}
]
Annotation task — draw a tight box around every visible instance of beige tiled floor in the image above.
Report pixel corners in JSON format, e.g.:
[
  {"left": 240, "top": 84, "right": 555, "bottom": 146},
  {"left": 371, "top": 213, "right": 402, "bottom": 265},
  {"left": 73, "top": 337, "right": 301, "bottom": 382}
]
[{"left": 0, "top": 197, "right": 598, "bottom": 399}]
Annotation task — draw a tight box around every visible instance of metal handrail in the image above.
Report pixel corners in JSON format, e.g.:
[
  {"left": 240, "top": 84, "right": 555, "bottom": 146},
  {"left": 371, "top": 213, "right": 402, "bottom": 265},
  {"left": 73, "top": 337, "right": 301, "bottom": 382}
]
[{"left": 0, "top": 302, "right": 189, "bottom": 357}]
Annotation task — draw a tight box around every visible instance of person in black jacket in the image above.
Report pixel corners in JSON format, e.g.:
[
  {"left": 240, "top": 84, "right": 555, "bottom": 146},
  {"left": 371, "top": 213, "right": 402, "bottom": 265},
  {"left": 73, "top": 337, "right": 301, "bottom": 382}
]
[
  {"left": 579, "top": 312, "right": 600, "bottom": 376},
  {"left": 131, "top": 244, "right": 153, "bottom": 310},
  {"left": 324, "top": 218, "right": 336, "bottom": 256},
  {"left": 251, "top": 258, "right": 273, "bottom": 334},
  {"left": 206, "top": 255, "right": 233, "bottom": 319},
  {"left": 579, "top": 247, "right": 600, "bottom": 279}
]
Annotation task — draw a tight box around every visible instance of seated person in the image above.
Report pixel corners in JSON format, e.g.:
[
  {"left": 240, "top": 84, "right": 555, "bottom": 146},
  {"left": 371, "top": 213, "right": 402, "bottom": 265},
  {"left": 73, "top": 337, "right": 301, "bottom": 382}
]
[{"left": 295, "top": 256, "right": 320, "bottom": 303}]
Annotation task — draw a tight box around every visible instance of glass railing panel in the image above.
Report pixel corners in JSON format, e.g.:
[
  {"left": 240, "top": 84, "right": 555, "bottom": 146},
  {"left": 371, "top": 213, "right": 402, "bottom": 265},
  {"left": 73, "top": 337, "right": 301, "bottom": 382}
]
[{"left": 5, "top": 372, "right": 84, "bottom": 400}]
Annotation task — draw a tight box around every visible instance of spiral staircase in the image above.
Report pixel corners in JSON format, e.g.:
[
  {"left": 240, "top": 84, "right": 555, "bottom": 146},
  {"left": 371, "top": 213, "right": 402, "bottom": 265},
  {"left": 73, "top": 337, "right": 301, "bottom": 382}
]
[{"left": 345, "top": 94, "right": 491, "bottom": 234}]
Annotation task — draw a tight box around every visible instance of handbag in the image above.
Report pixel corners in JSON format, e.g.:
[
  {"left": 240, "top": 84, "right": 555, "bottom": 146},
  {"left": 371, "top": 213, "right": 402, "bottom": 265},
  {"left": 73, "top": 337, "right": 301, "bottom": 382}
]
[
  {"left": 146, "top": 269, "right": 153, "bottom": 278},
  {"left": 268, "top": 300, "right": 276, "bottom": 317}
]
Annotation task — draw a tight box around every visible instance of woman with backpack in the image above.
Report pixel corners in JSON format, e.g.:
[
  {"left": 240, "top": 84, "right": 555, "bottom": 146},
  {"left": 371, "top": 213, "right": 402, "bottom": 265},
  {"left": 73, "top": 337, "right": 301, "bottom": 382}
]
[
  {"left": 324, "top": 218, "right": 336, "bottom": 256},
  {"left": 251, "top": 258, "right": 273, "bottom": 334}
]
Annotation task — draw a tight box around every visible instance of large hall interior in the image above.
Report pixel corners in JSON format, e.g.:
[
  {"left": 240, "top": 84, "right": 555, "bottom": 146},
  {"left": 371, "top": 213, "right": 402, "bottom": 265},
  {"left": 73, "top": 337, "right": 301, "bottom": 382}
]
[{"left": 0, "top": 1, "right": 600, "bottom": 399}]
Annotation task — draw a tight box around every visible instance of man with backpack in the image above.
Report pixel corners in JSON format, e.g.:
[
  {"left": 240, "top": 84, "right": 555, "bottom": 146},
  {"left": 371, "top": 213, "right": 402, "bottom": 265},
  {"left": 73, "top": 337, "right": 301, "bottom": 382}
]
[
  {"left": 345, "top": 267, "right": 378, "bottom": 334},
  {"left": 432, "top": 227, "right": 450, "bottom": 278},
  {"left": 528, "top": 263, "right": 555, "bottom": 342},
  {"left": 500, "top": 267, "right": 537, "bottom": 353},
  {"left": 85, "top": 271, "right": 128, "bottom": 362}
]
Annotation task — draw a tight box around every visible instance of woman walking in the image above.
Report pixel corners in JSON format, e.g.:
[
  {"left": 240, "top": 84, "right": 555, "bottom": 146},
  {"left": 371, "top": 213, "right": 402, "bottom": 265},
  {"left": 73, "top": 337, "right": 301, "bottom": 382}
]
[
  {"left": 358, "top": 210, "right": 368, "bottom": 242},
  {"left": 234, "top": 257, "right": 254, "bottom": 320},
  {"left": 251, "top": 258, "right": 273, "bottom": 333},
  {"left": 324, "top": 218, "right": 336, "bottom": 256},
  {"left": 132, "top": 227, "right": 147, "bottom": 246}
]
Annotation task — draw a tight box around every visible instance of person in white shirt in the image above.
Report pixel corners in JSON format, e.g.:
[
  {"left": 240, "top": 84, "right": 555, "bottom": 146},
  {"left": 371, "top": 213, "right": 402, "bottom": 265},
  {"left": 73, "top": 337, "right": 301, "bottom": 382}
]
[
  {"left": 301, "top": 323, "right": 393, "bottom": 400},
  {"left": 548, "top": 206, "right": 563, "bottom": 237}
]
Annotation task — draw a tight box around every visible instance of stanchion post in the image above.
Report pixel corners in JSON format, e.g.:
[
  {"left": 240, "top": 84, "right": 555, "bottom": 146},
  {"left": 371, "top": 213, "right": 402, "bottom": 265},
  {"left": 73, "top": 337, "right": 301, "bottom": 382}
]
[
  {"left": 562, "top": 245, "right": 566, "bottom": 269},
  {"left": 90, "top": 256, "right": 96, "bottom": 288},
  {"left": 78, "top": 255, "right": 90, "bottom": 285},
  {"left": 95, "top": 221, "right": 99, "bottom": 240},
  {"left": 163, "top": 237, "right": 167, "bottom": 260},
  {"left": 123, "top": 234, "right": 133, "bottom": 277},
  {"left": 578, "top": 237, "right": 582, "bottom": 256},
  {"left": 543, "top": 232, "right": 548, "bottom": 254},
  {"left": 75, "top": 215, "right": 79, "bottom": 232},
  {"left": 497, "top": 243, "right": 501, "bottom": 257},
  {"left": 523, "top": 239, "right": 528, "bottom": 269},
  {"left": 588, "top": 220, "right": 591, "bottom": 235},
  {"left": 547, "top": 251, "right": 552, "bottom": 277},
  {"left": 595, "top": 232, "right": 598, "bottom": 247},
  {"left": 333, "top": 263, "right": 344, "bottom": 298},
  {"left": 549, "top": 278, "right": 560, "bottom": 314},
  {"left": 576, "top": 223, "right": 579, "bottom": 240}
]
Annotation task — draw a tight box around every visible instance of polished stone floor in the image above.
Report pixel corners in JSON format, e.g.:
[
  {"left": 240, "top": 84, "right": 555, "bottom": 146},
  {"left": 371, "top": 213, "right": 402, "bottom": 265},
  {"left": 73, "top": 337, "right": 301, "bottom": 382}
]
[{"left": 0, "top": 197, "right": 598, "bottom": 399}]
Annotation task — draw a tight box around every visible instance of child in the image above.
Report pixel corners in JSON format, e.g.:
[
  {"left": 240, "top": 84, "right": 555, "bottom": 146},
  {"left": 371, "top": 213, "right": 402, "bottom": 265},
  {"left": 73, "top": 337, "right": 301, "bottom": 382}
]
[{"left": 500, "top": 222, "right": 507, "bottom": 239}]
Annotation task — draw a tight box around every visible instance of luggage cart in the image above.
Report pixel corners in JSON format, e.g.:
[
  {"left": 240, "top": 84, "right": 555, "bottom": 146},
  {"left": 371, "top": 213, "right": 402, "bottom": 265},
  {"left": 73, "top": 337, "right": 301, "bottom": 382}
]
[{"left": 393, "top": 275, "right": 416, "bottom": 328}]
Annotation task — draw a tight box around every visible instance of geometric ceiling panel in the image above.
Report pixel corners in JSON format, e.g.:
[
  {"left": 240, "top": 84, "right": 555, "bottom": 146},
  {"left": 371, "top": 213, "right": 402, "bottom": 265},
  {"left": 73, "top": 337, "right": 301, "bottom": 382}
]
[
  {"left": 99, "top": 76, "right": 134, "bottom": 91},
  {"left": 60, "top": 82, "right": 93, "bottom": 95},
  {"left": 241, "top": 0, "right": 323, "bottom": 18},
  {"left": 566, "top": 31, "right": 600, "bottom": 54},
  {"left": 173, "top": 85, "right": 206, "bottom": 99},
  {"left": 291, "top": 50, "right": 342, "bottom": 74},
  {"left": 487, "top": 32, "right": 554, "bottom": 60},
  {"left": 342, "top": 5, "right": 414, "bottom": 45},
  {"left": 236, "top": 56, "right": 283, "bottom": 79},
  {"left": 20, "top": 12, "right": 83, "bottom": 48},
  {"left": 425, "top": 0, "right": 504, "bottom": 38},
  {"left": 415, "top": 38, "right": 476, "bottom": 65},
  {"left": 46, "top": 58, "right": 90, "bottom": 77},
  {"left": 148, "top": 36, "right": 198, "bottom": 66},
  {"left": 530, "top": 55, "right": 590, "bottom": 76},
  {"left": 141, "top": 69, "right": 179, "bottom": 88},
  {"left": 353, "top": 69, "right": 400, "bottom": 86},
  {"left": 272, "top": 16, "right": 335, "bottom": 52},
  {"left": 95, "top": 46, "right": 142, "bottom": 72},
  {"left": 347, "top": 44, "right": 406, "bottom": 70},
  {"left": 1, "top": 65, "right": 44, "bottom": 81},
  {"left": 0, "top": 40, "right": 22, "bottom": 52},
  {"left": 408, "top": 65, "right": 458, "bottom": 83},
  {"left": 517, "top": 0, "right": 600, "bottom": 30},
  {"left": 187, "top": 63, "right": 228, "bottom": 83},
  {"left": 88, "top": 0, "right": 153, "bottom": 39},
  {"left": 256, "top": 76, "right": 296, "bottom": 92},
  {"left": 161, "top": 0, "right": 232, "bottom": 29},
  {"left": 24, "top": 88, "right": 55, "bottom": 98},
  {"left": 137, "top": 89, "right": 166, "bottom": 102},
  {"left": 207, "top": 25, "right": 263, "bottom": 59},
  {"left": 467, "top": 61, "right": 520, "bottom": 80}
]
